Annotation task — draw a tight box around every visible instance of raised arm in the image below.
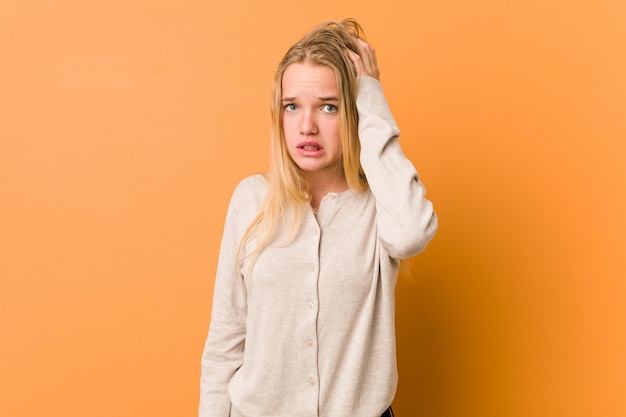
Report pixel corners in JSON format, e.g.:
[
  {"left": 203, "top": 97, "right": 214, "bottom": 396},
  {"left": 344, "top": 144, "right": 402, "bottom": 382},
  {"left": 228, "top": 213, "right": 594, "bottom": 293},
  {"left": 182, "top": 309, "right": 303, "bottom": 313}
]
[{"left": 349, "top": 40, "right": 438, "bottom": 259}]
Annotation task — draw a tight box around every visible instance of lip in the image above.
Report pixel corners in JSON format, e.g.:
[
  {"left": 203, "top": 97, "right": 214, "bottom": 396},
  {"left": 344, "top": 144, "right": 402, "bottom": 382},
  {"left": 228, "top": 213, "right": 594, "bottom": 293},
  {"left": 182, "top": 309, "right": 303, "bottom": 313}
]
[{"left": 296, "top": 141, "right": 325, "bottom": 157}]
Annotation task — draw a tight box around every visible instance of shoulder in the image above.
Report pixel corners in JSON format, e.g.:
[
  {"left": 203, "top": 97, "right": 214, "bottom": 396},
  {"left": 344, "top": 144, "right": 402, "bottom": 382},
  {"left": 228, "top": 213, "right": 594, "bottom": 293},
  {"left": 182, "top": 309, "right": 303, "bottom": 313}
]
[
  {"left": 233, "top": 173, "right": 268, "bottom": 196},
  {"left": 228, "top": 173, "right": 269, "bottom": 212}
]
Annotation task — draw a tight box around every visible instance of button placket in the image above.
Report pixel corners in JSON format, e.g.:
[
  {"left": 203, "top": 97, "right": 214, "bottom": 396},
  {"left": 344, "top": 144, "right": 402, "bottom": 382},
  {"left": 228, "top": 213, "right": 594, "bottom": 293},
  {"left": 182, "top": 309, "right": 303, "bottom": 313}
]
[{"left": 302, "top": 215, "right": 320, "bottom": 402}]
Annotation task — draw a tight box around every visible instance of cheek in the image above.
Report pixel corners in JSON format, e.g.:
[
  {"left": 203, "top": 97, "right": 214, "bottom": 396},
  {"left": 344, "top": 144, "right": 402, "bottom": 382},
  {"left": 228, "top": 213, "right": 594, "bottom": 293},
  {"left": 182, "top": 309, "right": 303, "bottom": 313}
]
[
  {"left": 327, "top": 120, "right": 342, "bottom": 148},
  {"left": 282, "top": 117, "right": 297, "bottom": 141}
]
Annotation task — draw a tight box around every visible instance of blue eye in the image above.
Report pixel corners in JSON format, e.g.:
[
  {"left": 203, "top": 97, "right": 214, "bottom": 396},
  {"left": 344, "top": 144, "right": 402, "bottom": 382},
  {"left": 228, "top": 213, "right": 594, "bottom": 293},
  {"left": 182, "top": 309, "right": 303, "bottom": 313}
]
[
  {"left": 284, "top": 103, "right": 297, "bottom": 112},
  {"left": 322, "top": 104, "right": 338, "bottom": 113}
]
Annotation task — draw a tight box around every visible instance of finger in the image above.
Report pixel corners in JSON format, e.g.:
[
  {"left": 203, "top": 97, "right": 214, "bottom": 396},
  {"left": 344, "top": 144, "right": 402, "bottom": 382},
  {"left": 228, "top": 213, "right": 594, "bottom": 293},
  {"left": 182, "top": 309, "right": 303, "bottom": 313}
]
[
  {"left": 355, "top": 39, "right": 380, "bottom": 80},
  {"left": 346, "top": 48, "right": 364, "bottom": 77}
]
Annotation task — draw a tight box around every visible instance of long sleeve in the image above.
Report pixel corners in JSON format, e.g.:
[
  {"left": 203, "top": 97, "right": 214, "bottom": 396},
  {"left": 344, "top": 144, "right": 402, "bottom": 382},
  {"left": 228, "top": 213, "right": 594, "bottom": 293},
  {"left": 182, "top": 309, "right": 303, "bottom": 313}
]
[
  {"left": 199, "top": 182, "right": 251, "bottom": 417},
  {"left": 357, "top": 76, "right": 438, "bottom": 259}
]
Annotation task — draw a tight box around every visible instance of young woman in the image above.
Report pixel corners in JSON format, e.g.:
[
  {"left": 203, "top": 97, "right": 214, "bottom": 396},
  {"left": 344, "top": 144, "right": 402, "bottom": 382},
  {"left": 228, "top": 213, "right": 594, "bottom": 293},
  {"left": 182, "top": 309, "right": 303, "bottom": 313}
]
[{"left": 200, "top": 19, "right": 437, "bottom": 417}]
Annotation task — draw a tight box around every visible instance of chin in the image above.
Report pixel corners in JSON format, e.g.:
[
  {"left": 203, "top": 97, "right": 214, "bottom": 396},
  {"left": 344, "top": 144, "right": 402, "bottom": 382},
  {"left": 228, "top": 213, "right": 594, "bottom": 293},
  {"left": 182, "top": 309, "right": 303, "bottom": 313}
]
[{"left": 297, "top": 165, "right": 322, "bottom": 173}]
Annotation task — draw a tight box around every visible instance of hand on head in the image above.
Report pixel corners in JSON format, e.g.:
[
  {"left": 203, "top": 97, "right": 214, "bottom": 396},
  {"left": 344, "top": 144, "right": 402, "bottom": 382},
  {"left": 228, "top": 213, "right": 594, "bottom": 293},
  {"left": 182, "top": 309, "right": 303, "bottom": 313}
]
[{"left": 347, "top": 39, "right": 380, "bottom": 81}]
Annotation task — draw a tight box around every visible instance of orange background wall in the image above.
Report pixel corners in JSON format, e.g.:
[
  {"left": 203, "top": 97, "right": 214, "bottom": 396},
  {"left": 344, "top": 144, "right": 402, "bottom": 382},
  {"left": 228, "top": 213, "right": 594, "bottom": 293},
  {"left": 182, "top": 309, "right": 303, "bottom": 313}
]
[{"left": 1, "top": 1, "right": 624, "bottom": 416}]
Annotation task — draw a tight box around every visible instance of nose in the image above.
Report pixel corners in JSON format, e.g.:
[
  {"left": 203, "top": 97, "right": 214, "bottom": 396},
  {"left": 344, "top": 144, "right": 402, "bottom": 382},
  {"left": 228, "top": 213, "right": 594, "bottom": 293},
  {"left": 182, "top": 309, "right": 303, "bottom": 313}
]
[{"left": 299, "top": 110, "right": 318, "bottom": 136}]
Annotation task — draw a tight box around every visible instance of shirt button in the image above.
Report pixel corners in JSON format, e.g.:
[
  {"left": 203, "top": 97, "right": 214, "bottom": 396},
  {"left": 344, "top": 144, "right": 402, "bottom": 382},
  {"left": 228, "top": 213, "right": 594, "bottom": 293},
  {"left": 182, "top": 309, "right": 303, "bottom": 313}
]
[
  {"left": 310, "top": 263, "right": 315, "bottom": 272},
  {"left": 307, "top": 339, "right": 313, "bottom": 347},
  {"left": 330, "top": 194, "right": 336, "bottom": 199},
  {"left": 308, "top": 377, "right": 315, "bottom": 386},
  {"left": 313, "top": 228, "right": 318, "bottom": 235},
  {"left": 309, "top": 301, "right": 314, "bottom": 309}
]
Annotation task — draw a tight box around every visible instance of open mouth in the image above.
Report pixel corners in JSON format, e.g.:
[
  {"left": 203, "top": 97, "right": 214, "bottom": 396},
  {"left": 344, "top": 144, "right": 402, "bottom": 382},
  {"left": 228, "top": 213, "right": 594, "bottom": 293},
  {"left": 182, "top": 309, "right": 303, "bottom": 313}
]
[
  {"left": 297, "top": 141, "right": 323, "bottom": 151},
  {"left": 300, "top": 144, "right": 322, "bottom": 151},
  {"left": 296, "top": 141, "right": 325, "bottom": 157}
]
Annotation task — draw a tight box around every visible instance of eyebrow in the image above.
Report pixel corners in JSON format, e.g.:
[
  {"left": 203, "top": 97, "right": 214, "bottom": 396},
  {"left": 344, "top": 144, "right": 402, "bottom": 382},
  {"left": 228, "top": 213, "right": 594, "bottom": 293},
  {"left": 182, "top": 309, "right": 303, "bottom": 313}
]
[{"left": 281, "top": 97, "right": 339, "bottom": 102}]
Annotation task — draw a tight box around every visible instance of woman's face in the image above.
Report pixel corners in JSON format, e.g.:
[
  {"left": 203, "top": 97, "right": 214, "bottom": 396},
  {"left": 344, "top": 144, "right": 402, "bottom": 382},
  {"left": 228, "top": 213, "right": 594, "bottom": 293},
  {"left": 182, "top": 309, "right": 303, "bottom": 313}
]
[{"left": 281, "top": 62, "right": 342, "bottom": 178}]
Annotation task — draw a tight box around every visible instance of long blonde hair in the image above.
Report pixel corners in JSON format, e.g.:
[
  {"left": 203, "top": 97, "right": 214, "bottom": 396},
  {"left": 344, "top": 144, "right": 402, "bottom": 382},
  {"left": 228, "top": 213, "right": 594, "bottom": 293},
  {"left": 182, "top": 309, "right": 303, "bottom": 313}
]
[{"left": 238, "top": 19, "right": 369, "bottom": 270}]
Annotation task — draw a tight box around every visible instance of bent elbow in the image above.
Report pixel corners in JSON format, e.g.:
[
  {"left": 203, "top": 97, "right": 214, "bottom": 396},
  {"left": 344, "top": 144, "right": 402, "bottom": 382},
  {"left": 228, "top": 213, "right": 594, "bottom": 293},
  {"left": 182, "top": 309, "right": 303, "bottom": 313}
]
[{"left": 384, "top": 211, "right": 438, "bottom": 259}]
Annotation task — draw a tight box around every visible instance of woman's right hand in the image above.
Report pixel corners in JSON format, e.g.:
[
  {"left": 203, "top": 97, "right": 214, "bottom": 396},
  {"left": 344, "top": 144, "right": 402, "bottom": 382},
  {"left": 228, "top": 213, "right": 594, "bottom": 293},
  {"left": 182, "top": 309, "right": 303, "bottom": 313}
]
[{"left": 348, "top": 39, "right": 380, "bottom": 81}]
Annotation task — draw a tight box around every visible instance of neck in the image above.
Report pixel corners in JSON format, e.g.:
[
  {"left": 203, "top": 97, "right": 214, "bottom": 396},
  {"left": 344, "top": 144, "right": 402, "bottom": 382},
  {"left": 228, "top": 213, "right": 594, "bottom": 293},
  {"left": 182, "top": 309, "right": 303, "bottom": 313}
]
[{"left": 305, "top": 170, "right": 348, "bottom": 210}]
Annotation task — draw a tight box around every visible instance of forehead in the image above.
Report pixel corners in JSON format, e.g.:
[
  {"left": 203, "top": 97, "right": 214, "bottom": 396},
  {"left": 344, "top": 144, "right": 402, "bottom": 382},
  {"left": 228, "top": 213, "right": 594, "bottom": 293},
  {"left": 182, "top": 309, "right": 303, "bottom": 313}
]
[{"left": 281, "top": 62, "right": 338, "bottom": 96}]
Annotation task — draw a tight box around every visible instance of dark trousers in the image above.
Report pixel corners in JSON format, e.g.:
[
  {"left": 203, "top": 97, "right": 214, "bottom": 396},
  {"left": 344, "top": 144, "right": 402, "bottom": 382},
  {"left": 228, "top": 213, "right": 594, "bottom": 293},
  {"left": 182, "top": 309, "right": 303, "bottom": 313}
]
[{"left": 381, "top": 407, "right": 394, "bottom": 417}]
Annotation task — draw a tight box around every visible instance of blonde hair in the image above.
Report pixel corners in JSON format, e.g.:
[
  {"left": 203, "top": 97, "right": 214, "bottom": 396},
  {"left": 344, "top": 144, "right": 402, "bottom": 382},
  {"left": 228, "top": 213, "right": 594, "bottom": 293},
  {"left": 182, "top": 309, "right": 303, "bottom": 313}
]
[{"left": 238, "top": 18, "right": 369, "bottom": 271}]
